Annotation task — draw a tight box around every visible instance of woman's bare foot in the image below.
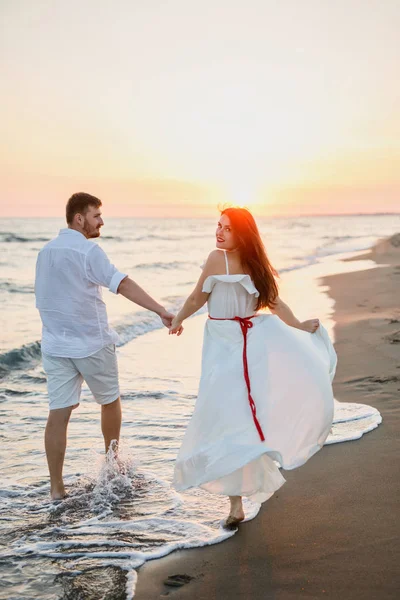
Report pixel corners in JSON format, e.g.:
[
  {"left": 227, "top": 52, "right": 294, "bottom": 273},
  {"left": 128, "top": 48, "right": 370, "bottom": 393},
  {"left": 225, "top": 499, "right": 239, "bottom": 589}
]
[
  {"left": 224, "top": 514, "right": 245, "bottom": 530},
  {"left": 300, "top": 318, "right": 320, "bottom": 333},
  {"left": 224, "top": 496, "right": 245, "bottom": 529}
]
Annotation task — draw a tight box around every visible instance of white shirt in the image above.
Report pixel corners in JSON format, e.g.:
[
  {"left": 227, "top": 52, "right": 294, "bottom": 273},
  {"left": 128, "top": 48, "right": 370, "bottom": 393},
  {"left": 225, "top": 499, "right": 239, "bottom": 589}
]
[{"left": 35, "top": 228, "right": 127, "bottom": 358}]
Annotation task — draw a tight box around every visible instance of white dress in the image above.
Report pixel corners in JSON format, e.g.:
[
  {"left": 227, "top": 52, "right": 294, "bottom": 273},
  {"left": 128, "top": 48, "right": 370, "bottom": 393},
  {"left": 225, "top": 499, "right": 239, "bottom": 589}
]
[{"left": 173, "top": 251, "right": 336, "bottom": 503}]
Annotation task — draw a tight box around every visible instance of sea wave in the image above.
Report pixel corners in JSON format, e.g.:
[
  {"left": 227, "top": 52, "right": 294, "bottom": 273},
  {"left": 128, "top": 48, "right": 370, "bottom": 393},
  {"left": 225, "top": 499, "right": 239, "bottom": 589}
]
[
  {"left": 279, "top": 257, "right": 318, "bottom": 274},
  {"left": 0, "top": 232, "right": 50, "bottom": 243},
  {"left": 321, "top": 234, "right": 368, "bottom": 241},
  {"left": 133, "top": 233, "right": 210, "bottom": 242},
  {"left": 327, "top": 401, "right": 382, "bottom": 443},
  {"left": 0, "top": 232, "right": 124, "bottom": 244},
  {"left": 0, "top": 281, "right": 34, "bottom": 294},
  {"left": 280, "top": 238, "right": 376, "bottom": 275},
  {"left": 316, "top": 235, "right": 377, "bottom": 257},
  {"left": 134, "top": 260, "right": 193, "bottom": 271},
  {"left": 0, "top": 341, "right": 42, "bottom": 378}
]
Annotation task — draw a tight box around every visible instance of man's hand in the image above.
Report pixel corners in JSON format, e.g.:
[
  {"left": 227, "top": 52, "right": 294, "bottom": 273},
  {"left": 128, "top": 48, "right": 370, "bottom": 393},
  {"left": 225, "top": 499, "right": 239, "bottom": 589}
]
[
  {"left": 169, "top": 316, "right": 184, "bottom": 336},
  {"left": 159, "top": 309, "right": 175, "bottom": 328}
]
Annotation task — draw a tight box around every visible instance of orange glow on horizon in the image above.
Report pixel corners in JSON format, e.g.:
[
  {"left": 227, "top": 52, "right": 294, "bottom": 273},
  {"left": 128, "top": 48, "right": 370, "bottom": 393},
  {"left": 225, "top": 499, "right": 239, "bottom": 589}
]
[{"left": 1, "top": 1, "right": 399, "bottom": 218}]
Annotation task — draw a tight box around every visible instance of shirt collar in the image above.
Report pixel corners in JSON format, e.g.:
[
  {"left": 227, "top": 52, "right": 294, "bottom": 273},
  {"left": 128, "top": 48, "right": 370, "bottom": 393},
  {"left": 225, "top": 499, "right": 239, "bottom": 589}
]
[{"left": 59, "top": 228, "right": 87, "bottom": 240}]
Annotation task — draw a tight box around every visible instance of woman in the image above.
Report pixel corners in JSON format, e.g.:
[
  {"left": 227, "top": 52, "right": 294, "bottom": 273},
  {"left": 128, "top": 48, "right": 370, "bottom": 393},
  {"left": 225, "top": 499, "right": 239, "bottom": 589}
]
[{"left": 169, "top": 207, "right": 336, "bottom": 528}]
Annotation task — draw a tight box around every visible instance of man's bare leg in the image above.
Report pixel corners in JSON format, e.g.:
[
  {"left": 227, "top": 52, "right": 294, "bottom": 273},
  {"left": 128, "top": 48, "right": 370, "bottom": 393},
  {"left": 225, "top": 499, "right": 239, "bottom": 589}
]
[
  {"left": 101, "top": 397, "right": 122, "bottom": 454},
  {"left": 45, "top": 406, "right": 74, "bottom": 500}
]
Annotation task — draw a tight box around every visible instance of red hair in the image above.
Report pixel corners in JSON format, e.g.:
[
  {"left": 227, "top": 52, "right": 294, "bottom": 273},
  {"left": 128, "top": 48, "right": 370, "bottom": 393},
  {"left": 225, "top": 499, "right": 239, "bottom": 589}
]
[{"left": 221, "top": 207, "right": 279, "bottom": 310}]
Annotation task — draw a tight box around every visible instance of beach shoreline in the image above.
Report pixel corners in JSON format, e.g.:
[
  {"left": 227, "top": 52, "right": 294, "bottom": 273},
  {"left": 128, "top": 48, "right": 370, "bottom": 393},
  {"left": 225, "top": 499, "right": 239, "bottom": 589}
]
[{"left": 134, "top": 235, "right": 400, "bottom": 600}]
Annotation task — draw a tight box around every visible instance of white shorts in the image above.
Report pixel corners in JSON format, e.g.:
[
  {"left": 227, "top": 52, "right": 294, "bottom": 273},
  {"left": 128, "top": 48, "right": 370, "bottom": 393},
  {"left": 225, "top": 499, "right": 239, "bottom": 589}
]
[{"left": 42, "top": 344, "right": 120, "bottom": 410}]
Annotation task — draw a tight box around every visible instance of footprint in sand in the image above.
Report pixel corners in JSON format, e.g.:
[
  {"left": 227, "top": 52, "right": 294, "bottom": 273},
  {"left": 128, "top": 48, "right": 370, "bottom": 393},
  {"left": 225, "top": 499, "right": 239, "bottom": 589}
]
[
  {"left": 386, "top": 330, "right": 400, "bottom": 344},
  {"left": 347, "top": 375, "right": 400, "bottom": 392},
  {"left": 163, "top": 574, "right": 195, "bottom": 593}
]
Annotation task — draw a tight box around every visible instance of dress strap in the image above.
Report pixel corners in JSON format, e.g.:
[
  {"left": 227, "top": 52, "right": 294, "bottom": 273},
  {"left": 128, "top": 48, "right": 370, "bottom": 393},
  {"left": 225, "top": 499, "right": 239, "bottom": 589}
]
[{"left": 223, "top": 250, "right": 229, "bottom": 274}]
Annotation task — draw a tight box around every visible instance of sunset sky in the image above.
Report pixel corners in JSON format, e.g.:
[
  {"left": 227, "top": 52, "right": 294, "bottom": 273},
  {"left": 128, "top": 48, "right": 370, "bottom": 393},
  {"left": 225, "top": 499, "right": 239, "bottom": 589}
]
[{"left": 1, "top": 0, "right": 399, "bottom": 217}]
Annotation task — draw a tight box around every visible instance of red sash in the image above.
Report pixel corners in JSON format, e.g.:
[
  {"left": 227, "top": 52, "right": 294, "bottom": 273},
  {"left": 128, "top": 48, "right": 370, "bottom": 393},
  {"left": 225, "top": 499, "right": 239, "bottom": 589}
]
[{"left": 208, "top": 315, "right": 265, "bottom": 442}]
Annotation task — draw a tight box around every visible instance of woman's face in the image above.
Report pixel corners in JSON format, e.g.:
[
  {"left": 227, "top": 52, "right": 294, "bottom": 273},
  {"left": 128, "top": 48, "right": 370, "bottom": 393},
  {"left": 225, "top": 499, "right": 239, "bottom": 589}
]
[{"left": 215, "top": 214, "right": 236, "bottom": 250}]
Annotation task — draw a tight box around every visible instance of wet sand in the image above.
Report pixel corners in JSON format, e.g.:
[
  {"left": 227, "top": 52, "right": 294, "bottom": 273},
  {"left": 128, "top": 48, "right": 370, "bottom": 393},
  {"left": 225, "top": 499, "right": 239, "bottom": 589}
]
[{"left": 134, "top": 235, "right": 400, "bottom": 600}]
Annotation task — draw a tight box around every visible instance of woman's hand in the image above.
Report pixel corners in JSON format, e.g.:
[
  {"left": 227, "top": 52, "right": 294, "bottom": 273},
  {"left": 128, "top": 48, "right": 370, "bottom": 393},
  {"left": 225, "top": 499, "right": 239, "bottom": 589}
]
[
  {"left": 159, "top": 309, "right": 175, "bottom": 328},
  {"left": 300, "top": 319, "right": 320, "bottom": 333},
  {"left": 169, "top": 316, "right": 184, "bottom": 336}
]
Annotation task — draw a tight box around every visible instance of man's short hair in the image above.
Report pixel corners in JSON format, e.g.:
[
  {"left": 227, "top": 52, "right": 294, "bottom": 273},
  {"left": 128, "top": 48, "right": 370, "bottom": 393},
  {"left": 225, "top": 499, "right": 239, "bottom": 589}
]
[{"left": 66, "top": 192, "right": 102, "bottom": 225}]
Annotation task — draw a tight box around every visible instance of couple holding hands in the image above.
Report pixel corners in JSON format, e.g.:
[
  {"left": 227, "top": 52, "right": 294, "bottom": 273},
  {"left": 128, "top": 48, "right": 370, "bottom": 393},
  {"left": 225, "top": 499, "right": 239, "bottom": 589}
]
[{"left": 35, "top": 192, "right": 334, "bottom": 528}]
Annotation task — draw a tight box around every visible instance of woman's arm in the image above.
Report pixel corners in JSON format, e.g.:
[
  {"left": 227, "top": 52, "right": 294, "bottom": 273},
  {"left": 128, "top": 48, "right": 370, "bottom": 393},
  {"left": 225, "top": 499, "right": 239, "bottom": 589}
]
[
  {"left": 271, "top": 297, "right": 319, "bottom": 333},
  {"left": 169, "top": 250, "right": 221, "bottom": 335}
]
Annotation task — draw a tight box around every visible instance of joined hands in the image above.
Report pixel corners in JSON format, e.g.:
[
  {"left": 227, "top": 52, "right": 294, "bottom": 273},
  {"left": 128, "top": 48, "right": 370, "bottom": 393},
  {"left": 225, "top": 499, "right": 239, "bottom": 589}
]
[
  {"left": 169, "top": 316, "right": 184, "bottom": 336},
  {"left": 159, "top": 309, "right": 176, "bottom": 328},
  {"left": 159, "top": 309, "right": 184, "bottom": 335}
]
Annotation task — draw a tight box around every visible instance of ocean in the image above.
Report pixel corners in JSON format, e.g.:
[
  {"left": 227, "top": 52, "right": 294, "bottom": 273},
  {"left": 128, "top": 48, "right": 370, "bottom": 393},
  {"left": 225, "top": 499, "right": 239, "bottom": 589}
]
[{"left": 0, "top": 214, "right": 397, "bottom": 599}]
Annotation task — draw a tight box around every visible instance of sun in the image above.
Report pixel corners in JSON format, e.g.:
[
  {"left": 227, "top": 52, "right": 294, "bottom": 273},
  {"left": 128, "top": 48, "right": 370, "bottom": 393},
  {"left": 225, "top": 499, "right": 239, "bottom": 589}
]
[{"left": 223, "top": 179, "right": 270, "bottom": 214}]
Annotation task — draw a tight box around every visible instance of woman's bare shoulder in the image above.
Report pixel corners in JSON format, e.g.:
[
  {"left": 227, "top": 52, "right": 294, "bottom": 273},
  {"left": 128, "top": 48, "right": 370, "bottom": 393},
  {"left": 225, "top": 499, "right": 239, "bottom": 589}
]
[{"left": 203, "top": 249, "right": 226, "bottom": 274}]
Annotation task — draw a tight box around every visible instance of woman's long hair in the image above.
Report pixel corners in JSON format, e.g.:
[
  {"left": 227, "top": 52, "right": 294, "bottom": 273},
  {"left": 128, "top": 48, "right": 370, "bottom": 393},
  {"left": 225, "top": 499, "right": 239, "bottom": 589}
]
[{"left": 221, "top": 207, "right": 279, "bottom": 310}]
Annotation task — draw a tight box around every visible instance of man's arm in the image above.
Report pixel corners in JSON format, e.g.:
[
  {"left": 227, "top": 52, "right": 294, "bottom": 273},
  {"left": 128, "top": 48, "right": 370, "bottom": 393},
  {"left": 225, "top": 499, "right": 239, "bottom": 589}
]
[
  {"left": 85, "top": 245, "right": 175, "bottom": 327},
  {"left": 117, "top": 277, "right": 174, "bottom": 327}
]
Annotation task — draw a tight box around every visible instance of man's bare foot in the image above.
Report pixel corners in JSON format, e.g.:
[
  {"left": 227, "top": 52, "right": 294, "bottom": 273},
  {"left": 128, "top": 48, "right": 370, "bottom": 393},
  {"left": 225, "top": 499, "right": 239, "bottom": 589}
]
[
  {"left": 105, "top": 439, "right": 119, "bottom": 460},
  {"left": 300, "top": 318, "right": 320, "bottom": 333},
  {"left": 50, "top": 487, "right": 67, "bottom": 501}
]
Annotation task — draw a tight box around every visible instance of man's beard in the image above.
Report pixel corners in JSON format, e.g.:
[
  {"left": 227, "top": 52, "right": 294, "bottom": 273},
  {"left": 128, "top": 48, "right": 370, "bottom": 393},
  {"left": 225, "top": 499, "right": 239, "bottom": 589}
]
[{"left": 83, "top": 220, "right": 100, "bottom": 238}]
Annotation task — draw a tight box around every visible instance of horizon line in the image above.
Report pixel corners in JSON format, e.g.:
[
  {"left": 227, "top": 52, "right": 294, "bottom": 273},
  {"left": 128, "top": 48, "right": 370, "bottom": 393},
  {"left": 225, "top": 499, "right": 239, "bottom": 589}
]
[{"left": 1, "top": 211, "right": 400, "bottom": 220}]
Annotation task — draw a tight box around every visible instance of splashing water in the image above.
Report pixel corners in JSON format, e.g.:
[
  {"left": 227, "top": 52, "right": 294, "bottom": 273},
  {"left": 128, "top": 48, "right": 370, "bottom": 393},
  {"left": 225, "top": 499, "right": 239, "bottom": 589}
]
[{"left": 1, "top": 439, "right": 260, "bottom": 600}]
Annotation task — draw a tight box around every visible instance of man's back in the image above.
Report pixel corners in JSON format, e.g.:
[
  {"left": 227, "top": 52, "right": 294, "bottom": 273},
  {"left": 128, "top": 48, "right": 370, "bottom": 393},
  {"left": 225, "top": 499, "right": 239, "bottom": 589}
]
[{"left": 35, "top": 228, "right": 126, "bottom": 358}]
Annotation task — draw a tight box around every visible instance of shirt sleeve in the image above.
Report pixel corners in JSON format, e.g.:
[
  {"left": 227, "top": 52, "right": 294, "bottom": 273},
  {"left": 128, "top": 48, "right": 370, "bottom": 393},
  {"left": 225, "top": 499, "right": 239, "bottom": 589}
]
[{"left": 85, "top": 244, "right": 127, "bottom": 294}]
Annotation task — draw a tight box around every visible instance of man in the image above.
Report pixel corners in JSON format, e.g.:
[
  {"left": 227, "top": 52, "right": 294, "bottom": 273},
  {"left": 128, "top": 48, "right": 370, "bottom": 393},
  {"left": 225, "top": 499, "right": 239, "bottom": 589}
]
[{"left": 35, "top": 192, "right": 176, "bottom": 500}]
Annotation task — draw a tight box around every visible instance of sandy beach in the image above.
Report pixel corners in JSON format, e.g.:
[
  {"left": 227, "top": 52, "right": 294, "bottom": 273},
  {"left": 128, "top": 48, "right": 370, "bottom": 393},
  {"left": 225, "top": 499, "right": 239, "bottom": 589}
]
[{"left": 134, "top": 234, "right": 400, "bottom": 600}]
